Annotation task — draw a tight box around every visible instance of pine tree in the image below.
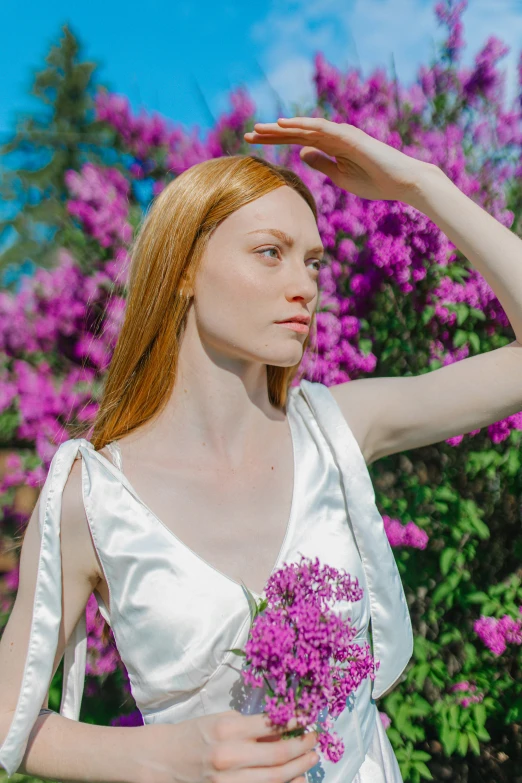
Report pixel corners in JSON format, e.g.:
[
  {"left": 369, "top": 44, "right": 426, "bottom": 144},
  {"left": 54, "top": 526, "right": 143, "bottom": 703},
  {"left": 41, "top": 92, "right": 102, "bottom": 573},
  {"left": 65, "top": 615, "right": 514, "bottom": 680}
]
[{"left": 0, "top": 23, "right": 110, "bottom": 287}]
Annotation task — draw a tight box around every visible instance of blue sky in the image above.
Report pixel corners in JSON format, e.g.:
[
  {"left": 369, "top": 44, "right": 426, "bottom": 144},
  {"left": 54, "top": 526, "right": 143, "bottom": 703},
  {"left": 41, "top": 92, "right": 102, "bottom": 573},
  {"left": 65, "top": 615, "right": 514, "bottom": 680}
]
[{"left": 1, "top": 0, "right": 522, "bottom": 141}]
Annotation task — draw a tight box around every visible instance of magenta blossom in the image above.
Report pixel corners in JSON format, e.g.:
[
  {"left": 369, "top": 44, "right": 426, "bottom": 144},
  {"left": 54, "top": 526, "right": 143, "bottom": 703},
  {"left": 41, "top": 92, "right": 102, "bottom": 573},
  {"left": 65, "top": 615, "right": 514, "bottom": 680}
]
[
  {"left": 229, "top": 554, "right": 376, "bottom": 764},
  {"left": 474, "top": 606, "right": 522, "bottom": 656},
  {"left": 449, "top": 680, "right": 485, "bottom": 708}
]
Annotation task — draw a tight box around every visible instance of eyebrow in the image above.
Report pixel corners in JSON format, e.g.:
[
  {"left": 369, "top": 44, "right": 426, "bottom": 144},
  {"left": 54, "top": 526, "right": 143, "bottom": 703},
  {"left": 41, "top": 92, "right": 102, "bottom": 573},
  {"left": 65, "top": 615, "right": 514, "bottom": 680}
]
[{"left": 246, "top": 228, "right": 325, "bottom": 255}]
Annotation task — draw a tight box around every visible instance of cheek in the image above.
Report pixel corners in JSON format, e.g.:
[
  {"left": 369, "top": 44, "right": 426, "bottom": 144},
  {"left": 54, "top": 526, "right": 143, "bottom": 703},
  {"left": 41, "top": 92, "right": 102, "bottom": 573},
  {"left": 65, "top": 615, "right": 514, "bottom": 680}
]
[
  {"left": 198, "top": 257, "right": 270, "bottom": 309},
  {"left": 195, "top": 267, "right": 269, "bottom": 334}
]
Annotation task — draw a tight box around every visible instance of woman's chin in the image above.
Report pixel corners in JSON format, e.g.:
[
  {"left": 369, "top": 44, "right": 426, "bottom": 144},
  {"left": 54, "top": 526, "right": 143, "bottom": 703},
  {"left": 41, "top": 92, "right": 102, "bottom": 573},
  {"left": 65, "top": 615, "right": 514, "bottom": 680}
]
[{"left": 262, "top": 348, "right": 304, "bottom": 367}]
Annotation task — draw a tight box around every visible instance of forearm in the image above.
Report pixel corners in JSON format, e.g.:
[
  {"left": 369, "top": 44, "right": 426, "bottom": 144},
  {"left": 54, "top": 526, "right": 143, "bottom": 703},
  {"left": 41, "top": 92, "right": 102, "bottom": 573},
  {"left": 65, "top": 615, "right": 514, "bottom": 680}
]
[
  {"left": 406, "top": 164, "right": 522, "bottom": 342},
  {"left": 0, "top": 710, "right": 146, "bottom": 783}
]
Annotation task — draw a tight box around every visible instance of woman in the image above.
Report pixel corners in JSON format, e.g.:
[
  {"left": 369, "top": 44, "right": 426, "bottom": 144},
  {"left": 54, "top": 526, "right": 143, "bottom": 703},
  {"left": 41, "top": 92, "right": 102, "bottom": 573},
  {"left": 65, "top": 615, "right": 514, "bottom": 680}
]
[{"left": 1, "top": 116, "right": 521, "bottom": 783}]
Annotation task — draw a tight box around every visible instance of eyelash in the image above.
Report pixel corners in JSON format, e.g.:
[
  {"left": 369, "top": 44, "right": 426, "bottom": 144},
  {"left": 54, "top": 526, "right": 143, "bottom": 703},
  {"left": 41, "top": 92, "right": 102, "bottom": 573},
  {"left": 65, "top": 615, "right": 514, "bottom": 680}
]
[{"left": 257, "top": 246, "right": 326, "bottom": 272}]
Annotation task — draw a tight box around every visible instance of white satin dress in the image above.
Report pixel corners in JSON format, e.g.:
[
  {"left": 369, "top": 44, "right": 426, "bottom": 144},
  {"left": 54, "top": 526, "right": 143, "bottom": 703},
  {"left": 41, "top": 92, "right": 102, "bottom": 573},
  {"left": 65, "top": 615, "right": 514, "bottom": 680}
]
[{"left": 0, "top": 380, "right": 413, "bottom": 782}]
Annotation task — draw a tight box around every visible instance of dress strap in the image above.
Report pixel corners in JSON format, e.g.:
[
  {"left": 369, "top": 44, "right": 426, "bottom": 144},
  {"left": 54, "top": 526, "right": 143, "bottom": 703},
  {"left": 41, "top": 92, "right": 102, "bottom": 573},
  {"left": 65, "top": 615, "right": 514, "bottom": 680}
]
[
  {"left": 0, "top": 438, "right": 93, "bottom": 778},
  {"left": 105, "top": 441, "right": 123, "bottom": 471},
  {"left": 298, "top": 380, "right": 414, "bottom": 700}
]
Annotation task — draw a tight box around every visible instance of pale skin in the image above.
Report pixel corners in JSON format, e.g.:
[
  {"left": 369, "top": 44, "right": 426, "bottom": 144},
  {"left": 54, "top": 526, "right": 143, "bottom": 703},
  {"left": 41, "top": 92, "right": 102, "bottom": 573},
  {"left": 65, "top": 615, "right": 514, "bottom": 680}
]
[{"left": 2, "top": 115, "right": 522, "bottom": 783}]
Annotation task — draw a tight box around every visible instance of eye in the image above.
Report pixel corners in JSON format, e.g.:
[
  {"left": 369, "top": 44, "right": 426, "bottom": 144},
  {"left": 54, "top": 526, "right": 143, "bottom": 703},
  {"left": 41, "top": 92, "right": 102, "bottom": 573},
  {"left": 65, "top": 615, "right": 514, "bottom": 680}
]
[
  {"left": 257, "top": 246, "right": 327, "bottom": 273},
  {"left": 257, "top": 247, "right": 280, "bottom": 260},
  {"left": 310, "top": 257, "right": 327, "bottom": 272}
]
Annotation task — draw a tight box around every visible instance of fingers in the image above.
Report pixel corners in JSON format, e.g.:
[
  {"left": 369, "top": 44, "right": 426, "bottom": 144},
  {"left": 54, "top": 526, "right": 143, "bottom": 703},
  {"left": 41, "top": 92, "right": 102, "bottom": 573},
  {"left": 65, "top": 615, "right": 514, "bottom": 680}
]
[
  {"left": 244, "top": 119, "right": 321, "bottom": 146},
  {"left": 240, "top": 712, "right": 300, "bottom": 739},
  {"left": 261, "top": 117, "right": 330, "bottom": 132},
  {"left": 244, "top": 118, "right": 347, "bottom": 159},
  {"left": 244, "top": 130, "right": 311, "bottom": 146},
  {"left": 221, "top": 730, "right": 317, "bottom": 770},
  {"left": 299, "top": 147, "right": 339, "bottom": 179},
  {"left": 278, "top": 116, "right": 330, "bottom": 131}
]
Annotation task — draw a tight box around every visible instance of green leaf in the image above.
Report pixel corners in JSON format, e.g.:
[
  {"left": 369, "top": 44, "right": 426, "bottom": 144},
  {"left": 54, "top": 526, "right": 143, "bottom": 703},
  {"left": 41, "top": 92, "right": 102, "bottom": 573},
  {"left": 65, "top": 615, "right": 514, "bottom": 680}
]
[
  {"left": 434, "top": 486, "right": 459, "bottom": 501},
  {"left": 449, "top": 705, "right": 460, "bottom": 729},
  {"left": 468, "top": 332, "right": 480, "bottom": 352},
  {"left": 359, "top": 338, "right": 373, "bottom": 356},
  {"left": 414, "top": 761, "right": 434, "bottom": 780},
  {"left": 505, "top": 696, "right": 522, "bottom": 723},
  {"left": 468, "top": 516, "right": 490, "bottom": 540},
  {"left": 411, "top": 750, "right": 432, "bottom": 762},
  {"left": 224, "top": 647, "right": 247, "bottom": 656},
  {"left": 455, "top": 303, "right": 469, "bottom": 326},
  {"left": 472, "top": 703, "right": 488, "bottom": 728},
  {"left": 440, "top": 547, "right": 457, "bottom": 576},
  {"left": 468, "top": 733, "right": 480, "bottom": 755},
  {"left": 439, "top": 629, "right": 462, "bottom": 645},
  {"left": 457, "top": 732, "right": 469, "bottom": 756},
  {"left": 257, "top": 597, "right": 269, "bottom": 613},
  {"left": 412, "top": 662, "right": 431, "bottom": 689},
  {"left": 441, "top": 726, "right": 459, "bottom": 755},
  {"left": 432, "top": 581, "right": 454, "bottom": 605},
  {"left": 506, "top": 447, "right": 521, "bottom": 476},
  {"left": 241, "top": 582, "right": 261, "bottom": 625},
  {"left": 409, "top": 694, "right": 431, "bottom": 713},
  {"left": 421, "top": 306, "right": 435, "bottom": 326},
  {"left": 465, "top": 591, "right": 488, "bottom": 604},
  {"left": 453, "top": 329, "right": 468, "bottom": 348}
]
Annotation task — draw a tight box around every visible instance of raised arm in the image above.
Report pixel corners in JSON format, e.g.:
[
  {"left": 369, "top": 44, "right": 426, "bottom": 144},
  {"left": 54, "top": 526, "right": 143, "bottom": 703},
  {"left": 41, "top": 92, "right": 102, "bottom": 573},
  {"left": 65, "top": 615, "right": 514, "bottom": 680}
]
[
  {"left": 329, "top": 164, "right": 522, "bottom": 462},
  {"left": 245, "top": 118, "right": 522, "bottom": 459}
]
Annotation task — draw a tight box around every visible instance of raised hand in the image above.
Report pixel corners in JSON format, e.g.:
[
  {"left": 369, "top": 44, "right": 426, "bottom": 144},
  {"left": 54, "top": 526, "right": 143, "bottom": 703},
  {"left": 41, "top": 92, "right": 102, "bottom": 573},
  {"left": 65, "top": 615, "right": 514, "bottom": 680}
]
[{"left": 244, "top": 116, "right": 432, "bottom": 204}]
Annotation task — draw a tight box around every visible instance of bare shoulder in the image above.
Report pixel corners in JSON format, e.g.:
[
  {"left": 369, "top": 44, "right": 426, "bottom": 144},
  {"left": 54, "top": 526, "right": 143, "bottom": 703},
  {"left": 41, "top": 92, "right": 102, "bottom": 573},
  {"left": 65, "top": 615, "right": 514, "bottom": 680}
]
[
  {"left": 60, "top": 456, "right": 102, "bottom": 587},
  {"left": 327, "top": 378, "right": 385, "bottom": 466}
]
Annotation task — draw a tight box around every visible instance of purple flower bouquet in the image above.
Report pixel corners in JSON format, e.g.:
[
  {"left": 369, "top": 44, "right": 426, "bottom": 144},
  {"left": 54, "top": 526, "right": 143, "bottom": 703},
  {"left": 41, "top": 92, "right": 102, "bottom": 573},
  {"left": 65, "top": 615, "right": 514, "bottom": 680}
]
[{"left": 227, "top": 554, "right": 378, "bottom": 763}]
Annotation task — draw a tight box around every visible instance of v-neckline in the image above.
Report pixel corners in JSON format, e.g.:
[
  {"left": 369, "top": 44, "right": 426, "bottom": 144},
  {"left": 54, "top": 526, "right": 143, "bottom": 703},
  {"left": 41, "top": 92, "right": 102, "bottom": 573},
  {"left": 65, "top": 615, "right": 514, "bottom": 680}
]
[{"left": 93, "top": 389, "right": 299, "bottom": 601}]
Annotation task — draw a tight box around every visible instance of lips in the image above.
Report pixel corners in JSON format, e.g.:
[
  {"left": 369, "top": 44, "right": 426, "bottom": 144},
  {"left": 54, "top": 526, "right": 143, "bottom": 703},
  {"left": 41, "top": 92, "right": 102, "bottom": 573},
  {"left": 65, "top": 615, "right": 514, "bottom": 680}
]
[{"left": 275, "top": 315, "right": 311, "bottom": 325}]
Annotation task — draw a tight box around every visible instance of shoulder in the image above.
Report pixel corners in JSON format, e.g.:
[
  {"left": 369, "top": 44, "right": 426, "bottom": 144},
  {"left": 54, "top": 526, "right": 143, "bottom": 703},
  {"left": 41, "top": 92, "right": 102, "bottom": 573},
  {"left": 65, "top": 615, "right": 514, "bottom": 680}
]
[
  {"left": 298, "top": 379, "right": 375, "bottom": 466},
  {"left": 56, "top": 441, "right": 105, "bottom": 586}
]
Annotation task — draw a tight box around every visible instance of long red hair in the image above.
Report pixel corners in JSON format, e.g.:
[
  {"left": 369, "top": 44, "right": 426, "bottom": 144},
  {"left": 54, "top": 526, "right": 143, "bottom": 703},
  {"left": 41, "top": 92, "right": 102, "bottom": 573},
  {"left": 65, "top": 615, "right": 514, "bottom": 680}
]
[
  {"left": 61, "top": 154, "right": 320, "bottom": 651},
  {"left": 88, "top": 154, "right": 319, "bottom": 451}
]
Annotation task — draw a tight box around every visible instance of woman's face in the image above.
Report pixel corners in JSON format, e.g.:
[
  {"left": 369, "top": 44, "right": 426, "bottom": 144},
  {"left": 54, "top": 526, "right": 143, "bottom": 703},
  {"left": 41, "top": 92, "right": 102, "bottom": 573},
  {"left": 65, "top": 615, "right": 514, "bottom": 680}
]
[{"left": 188, "top": 185, "right": 324, "bottom": 369}]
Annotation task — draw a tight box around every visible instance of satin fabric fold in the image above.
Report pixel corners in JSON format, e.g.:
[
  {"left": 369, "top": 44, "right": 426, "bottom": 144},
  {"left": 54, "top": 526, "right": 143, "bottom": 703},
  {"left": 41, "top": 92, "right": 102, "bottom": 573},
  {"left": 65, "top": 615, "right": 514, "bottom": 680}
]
[
  {"left": 299, "top": 380, "right": 413, "bottom": 699},
  {"left": 0, "top": 439, "right": 93, "bottom": 778},
  {"left": 0, "top": 381, "right": 410, "bottom": 781}
]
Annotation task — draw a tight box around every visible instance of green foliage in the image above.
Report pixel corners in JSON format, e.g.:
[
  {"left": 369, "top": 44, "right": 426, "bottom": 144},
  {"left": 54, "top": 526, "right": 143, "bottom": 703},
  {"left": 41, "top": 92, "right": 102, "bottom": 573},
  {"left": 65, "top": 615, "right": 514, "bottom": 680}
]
[{"left": 0, "top": 23, "right": 111, "bottom": 283}]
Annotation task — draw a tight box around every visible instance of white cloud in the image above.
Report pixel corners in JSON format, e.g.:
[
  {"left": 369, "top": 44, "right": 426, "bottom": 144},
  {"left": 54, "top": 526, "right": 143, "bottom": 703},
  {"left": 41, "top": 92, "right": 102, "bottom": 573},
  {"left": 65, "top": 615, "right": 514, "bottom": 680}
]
[{"left": 240, "top": 0, "right": 522, "bottom": 119}]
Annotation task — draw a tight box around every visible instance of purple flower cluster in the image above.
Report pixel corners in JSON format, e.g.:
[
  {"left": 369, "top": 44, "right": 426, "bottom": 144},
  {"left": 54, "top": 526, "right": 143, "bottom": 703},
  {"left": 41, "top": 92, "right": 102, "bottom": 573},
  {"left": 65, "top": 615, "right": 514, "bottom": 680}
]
[
  {"left": 379, "top": 711, "right": 392, "bottom": 730},
  {"left": 85, "top": 594, "right": 120, "bottom": 676},
  {"left": 65, "top": 163, "right": 133, "bottom": 250},
  {"left": 473, "top": 606, "right": 522, "bottom": 656},
  {"left": 237, "top": 555, "right": 376, "bottom": 764},
  {"left": 94, "top": 89, "right": 173, "bottom": 160},
  {"left": 383, "top": 515, "right": 429, "bottom": 549},
  {"left": 110, "top": 709, "right": 144, "bottom": 727},
  {"left": 449, "top": 680, "right": 484, "bottom": 708},
  {"left": 2, "top": 0, "right": 522, "bottom": 722}
]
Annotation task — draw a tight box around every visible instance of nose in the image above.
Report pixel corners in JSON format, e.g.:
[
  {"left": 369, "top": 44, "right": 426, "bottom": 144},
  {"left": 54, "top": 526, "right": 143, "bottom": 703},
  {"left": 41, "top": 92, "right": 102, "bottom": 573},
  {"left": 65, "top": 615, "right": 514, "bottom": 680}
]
[{"left": 285, "top": 263, "right": 319, "bottom": 306}]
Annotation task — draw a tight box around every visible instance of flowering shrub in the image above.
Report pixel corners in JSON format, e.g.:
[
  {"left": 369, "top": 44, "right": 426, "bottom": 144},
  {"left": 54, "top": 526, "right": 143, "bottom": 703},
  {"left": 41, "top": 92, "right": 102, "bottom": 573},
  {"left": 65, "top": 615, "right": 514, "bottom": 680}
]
[{"left": 1, "top": 0, "right": 522, "bottom": 779}]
